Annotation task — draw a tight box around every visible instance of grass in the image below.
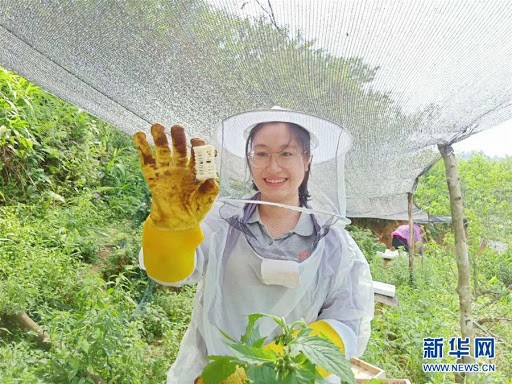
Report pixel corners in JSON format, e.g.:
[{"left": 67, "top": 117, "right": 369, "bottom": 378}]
[{"left": 1, "top": 66, "right": 510, "bottom": 383}]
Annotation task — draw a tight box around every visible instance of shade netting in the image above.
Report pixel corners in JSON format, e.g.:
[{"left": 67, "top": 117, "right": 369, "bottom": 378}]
[{"left": 1, "top": 0, "right": 510, "bottom": 220}]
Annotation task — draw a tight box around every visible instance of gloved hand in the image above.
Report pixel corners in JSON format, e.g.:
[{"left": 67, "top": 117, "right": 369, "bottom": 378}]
[{"left": 134, "top": 123, "right": 219, "bottom": 283}]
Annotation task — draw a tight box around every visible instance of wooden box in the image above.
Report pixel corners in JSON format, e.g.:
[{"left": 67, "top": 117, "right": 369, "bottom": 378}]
[{"left": 350, "top": 357, "right": 386, "bottom": 382}]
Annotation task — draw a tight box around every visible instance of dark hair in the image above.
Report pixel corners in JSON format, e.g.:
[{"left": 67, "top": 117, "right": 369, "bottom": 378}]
[{"left": 245, "top": 121, "right": 312, "bottom": 207}]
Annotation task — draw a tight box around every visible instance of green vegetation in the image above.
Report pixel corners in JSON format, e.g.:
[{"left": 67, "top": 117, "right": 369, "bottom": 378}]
[
  {"left": 1, "top": 64, "right": 511, "bottom": 384},
  {"left": 355, "top": 156, "right": 512, "bottom": 383},
  {"left": 201, "top": 313, "right": 354, "bottom": 384},
  {"left": 0, "top": 66, "right": 193, "bottom": 383}
]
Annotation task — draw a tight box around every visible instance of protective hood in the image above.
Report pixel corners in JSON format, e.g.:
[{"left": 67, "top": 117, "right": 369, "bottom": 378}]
[{"left": 214, "top": 107, "right": 353, "bottom": 228}]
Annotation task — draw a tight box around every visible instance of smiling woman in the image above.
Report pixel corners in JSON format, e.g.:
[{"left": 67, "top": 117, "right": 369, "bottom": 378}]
[
  {"left": 247, "top": 122, "right": 311, "bottom": 205},
  {"left": 133, "top": 107, "right": 374, "bottom": 383},
  {"left": 245, "top": 121, "right": 312, "bottom": 239},
  {"left": 217, "top": 107, "right": 353, "bottom": 223}
]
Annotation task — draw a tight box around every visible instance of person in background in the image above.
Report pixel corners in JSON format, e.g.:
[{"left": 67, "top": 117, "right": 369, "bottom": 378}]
[{"left": 391, "top": 223, "right": 424, "bottom": 254}]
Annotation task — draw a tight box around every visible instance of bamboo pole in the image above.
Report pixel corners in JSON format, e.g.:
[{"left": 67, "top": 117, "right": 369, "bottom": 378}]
[
  {"left": 438, "top": 144, "right": 475, "bottom": 379},
  {"left": 407, "top": 192, "right": 415, "bottom": 270},
  {"left": 407, "top": 193, "right": 415, "bottom": 284}
]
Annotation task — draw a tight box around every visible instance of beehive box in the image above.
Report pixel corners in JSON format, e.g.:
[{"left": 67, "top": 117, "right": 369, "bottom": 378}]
[
  {"left": 350, "top": 357, "right": 386, "bottom": 381},
  {"left": 350, "top": 358, "right": 412, "bottom": 383}
]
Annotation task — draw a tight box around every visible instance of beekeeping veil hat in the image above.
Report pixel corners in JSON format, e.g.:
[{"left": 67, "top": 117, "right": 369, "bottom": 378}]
[{"left": 214, "top": 107, "right": 353, "bottom": 235}]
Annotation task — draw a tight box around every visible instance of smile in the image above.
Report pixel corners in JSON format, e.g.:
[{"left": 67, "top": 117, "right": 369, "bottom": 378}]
[{"left": 264, "top": 178, "right": 286, "bottom": 184}]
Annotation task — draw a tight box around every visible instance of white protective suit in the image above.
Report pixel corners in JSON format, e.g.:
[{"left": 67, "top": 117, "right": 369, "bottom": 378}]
[
  {"left": 141, "top": 201, "right": 374, "bottom": 384},
  {"left": 139, "top": 107, "right": 375, "bottom": 383}
]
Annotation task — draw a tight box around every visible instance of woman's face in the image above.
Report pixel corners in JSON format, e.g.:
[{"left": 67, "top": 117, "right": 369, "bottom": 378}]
[{"left": 249, "top": 122, "right": 311, "bottom": 206}]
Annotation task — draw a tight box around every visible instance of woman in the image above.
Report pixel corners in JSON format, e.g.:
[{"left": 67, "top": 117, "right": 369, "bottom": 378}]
[
  {"left": 391, "top": 223, "right": 424, "bottom": 254},
  {"left": 134, "top": 108, "right": 374, "bottom": 383}
]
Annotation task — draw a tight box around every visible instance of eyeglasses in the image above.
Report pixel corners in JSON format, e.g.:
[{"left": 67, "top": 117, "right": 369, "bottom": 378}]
[{"left": 247, "top": 150, "right": 306, "bottom": 168}]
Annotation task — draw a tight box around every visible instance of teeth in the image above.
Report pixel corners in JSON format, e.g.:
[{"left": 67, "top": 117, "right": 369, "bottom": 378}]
[{"left": 266, "top": 178, "right": 285, "bottom": 184}]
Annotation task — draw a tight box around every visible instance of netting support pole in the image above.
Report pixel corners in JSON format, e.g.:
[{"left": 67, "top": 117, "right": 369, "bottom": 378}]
[
  {"left": 438, "top": 144, "right": 475, "bottom": 380},
  {"left": 407, "top": 192, "right": 415, "bottom": 274}
]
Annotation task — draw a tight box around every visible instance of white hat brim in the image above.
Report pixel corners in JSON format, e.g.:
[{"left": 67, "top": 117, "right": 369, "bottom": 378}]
[{"left": 216, "top": 109, "right": 353, "bottom": 164}]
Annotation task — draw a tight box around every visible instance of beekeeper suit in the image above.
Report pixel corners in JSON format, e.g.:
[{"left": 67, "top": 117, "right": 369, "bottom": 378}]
[{"left": 134, "top": 108, "right": 374, "bottom": 384}]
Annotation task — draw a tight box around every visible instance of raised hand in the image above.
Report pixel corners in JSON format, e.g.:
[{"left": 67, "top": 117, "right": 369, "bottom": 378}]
[{"left": 133, "top": 123, "right": 219, "bottom": 231}]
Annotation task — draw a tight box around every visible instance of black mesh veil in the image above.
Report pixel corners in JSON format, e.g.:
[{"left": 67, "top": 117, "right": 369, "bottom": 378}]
[{"left": 214, "top": 108, "right": 352, "bottom": 248}]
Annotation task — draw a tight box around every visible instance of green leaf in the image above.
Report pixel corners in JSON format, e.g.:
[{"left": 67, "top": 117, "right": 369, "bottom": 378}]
[
  {"left": 251, "top": 336, "right": 268, "bottom": 349},
  {"left": 225, "top": 341, "right": 276, "bottom": 365},
  {"left": 202, "top": 356, "right": 239, "bottom": 384},
  {"left": 293, "top": 327, "right": 312, "bottom": 340},
  {"left": 241, "top": 312, "right": 265, "bottom": 346},
  {"left": 290, "top": 335, "right": 355, "bottom": 383},
  {"left": 276, "top": 370, "right": 303, "bottom": 384},
  {"left": 246, "top": 364, "right": 280, "bottom": 384},
  {"left": 251, "top": 312, "right": 287, "bottom": 331},
  {"left": 292, "top": 355, "right": 318, "bottom": 378},
  {"left": 292, "top": 368, "right": 318, "bottom": 384},
  {"left": 219, "top": 328, "right": 238, "bottom": 344},
  {"left": 67, "top": 357, "right": 80, "bottom": 380},
  {"left": 289, "top": 319, "right": 308, "bottom": 333}
]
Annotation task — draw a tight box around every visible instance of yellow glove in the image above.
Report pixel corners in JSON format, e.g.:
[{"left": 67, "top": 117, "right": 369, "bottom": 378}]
[
  {"left": 264, "top": 320, "right": 345, "bottom": 378},
  {"left": 307, "top": 320, "right": 346, "bottom": 377},
  {"left": 195, "top": 366, "right": 247, "bottom": 384},
  {"left": 133, "top": 123, "right": 219, "bottom": 283}
]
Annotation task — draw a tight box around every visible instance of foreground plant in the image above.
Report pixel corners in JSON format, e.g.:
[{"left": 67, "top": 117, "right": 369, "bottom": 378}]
[{"left": 198, "top": 313, "right": 355, "bottom": 384}]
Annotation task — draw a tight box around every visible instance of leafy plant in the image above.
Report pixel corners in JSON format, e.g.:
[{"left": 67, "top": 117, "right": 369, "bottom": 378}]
[
  {"left": 200, "top": 313, "right": 355, "bottom": 384},
  {"left": 345, "top": 224, "right": 386, "bottom": 262}
]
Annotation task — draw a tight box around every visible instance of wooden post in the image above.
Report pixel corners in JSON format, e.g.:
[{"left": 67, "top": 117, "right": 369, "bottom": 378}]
[
  {"left": 407, "top": 192, "right": 415, "bottom": 271},
  {"left": 438, "top": 144, "right": 475, "bottom": 379}
]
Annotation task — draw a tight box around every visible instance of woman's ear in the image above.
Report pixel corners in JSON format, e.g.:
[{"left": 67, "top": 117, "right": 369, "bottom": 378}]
[{"left": 305, "top": 155, "right": 313, "bottom": 171}]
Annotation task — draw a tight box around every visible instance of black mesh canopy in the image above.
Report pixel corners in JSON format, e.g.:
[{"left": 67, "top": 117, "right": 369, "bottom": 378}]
[{"left": 1, "top": 0, "right": 510, "bottom": 220}]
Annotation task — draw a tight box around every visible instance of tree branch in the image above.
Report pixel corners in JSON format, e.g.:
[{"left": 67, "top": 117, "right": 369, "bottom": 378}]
[
  {"left": 4, "top": 312, "right": 51, "bottom": 349},
  {"left": 481, "top": 283, "right": 512, "bottom": 307},
  {"left": 254, "top": 0, "right": 280, "bottom": 30},
  {"left": 477, "top": 317, "right": 512, "bottom": 325},
  {"left": 471, "top": 319, "right": 505, "bottom": 343}
]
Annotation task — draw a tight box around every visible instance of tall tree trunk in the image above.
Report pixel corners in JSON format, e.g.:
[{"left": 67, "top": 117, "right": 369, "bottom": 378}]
[{"left": 438, "top": 144, "right": 475, "bottom": 381}]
